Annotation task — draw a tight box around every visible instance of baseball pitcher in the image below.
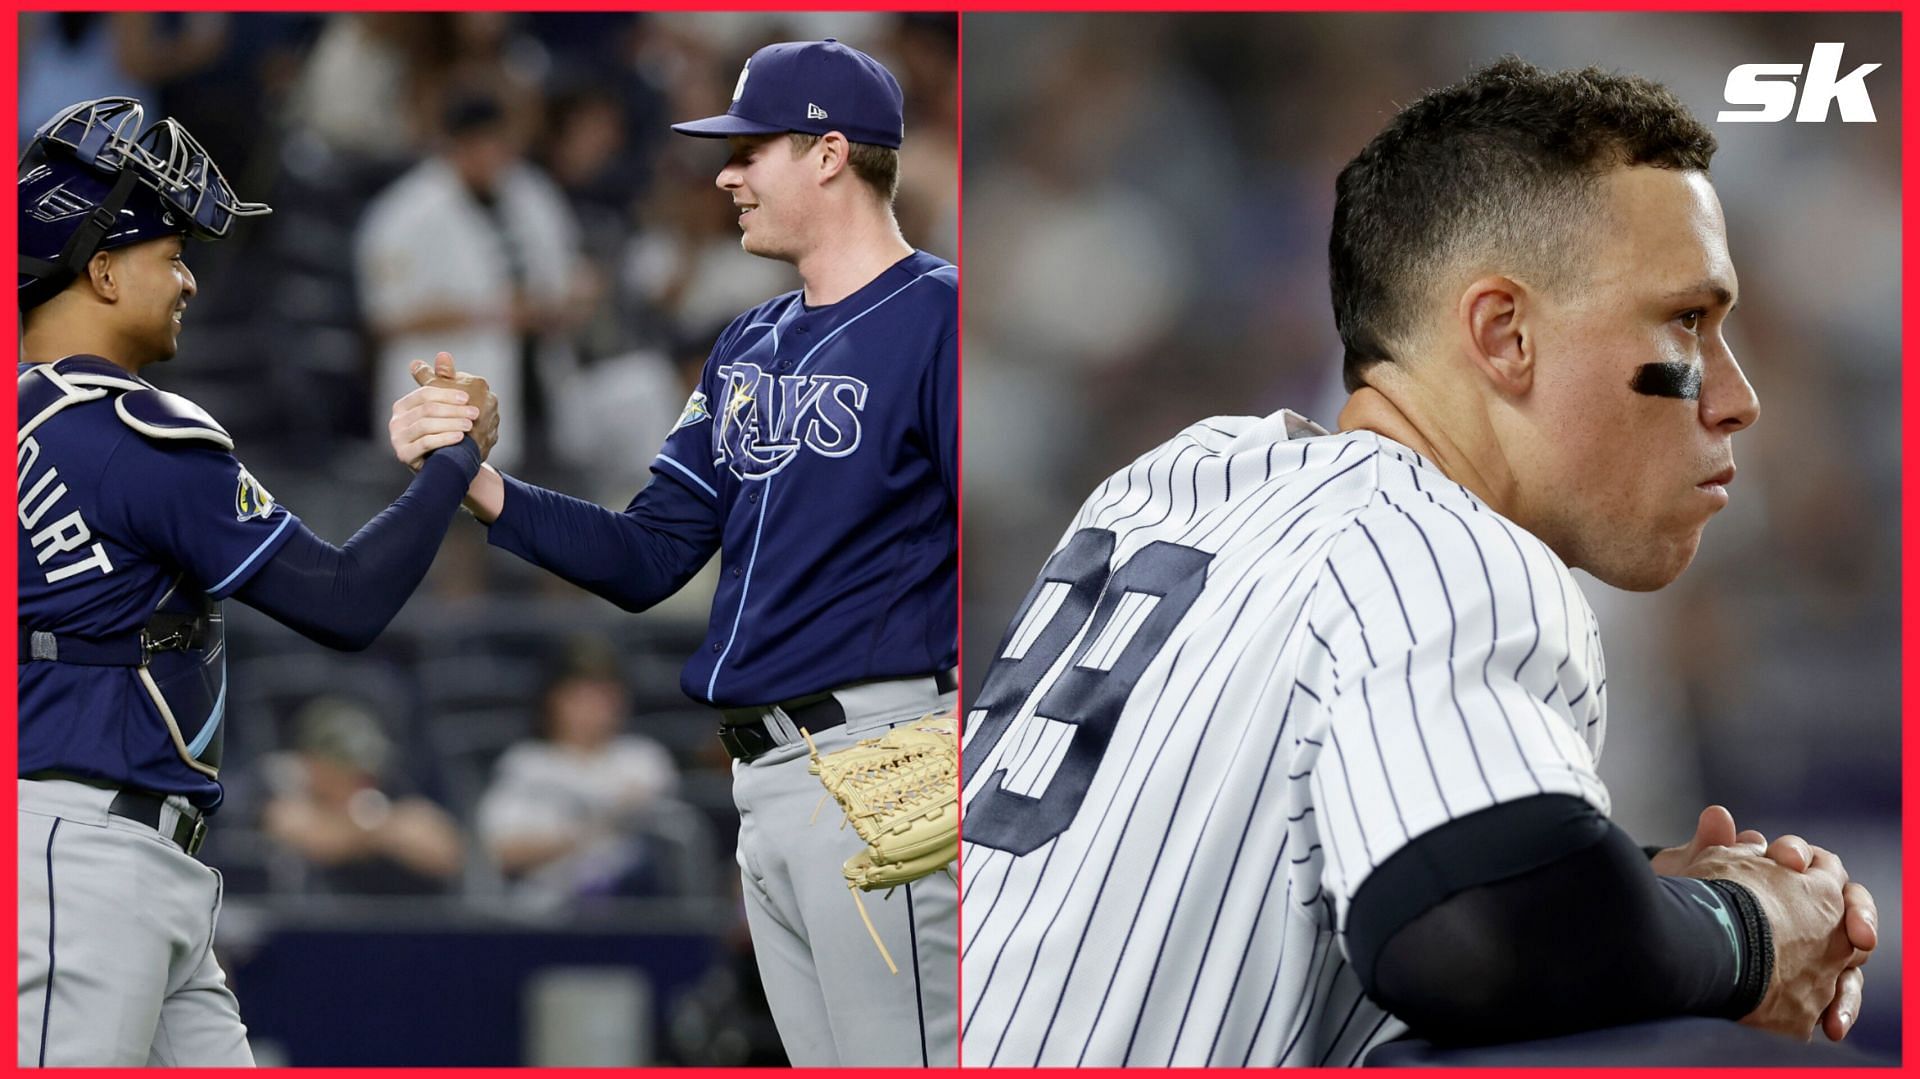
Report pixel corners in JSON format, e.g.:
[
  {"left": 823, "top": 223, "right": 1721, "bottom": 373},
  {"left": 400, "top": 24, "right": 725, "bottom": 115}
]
[{"left": 387, "top": 39, "right": 958, "bottom": 1067}]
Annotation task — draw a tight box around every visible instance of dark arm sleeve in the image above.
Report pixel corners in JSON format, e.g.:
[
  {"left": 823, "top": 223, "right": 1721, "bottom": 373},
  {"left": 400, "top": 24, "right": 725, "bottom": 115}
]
[
  {"left": 482, "top": 469, "right": 722, "bottom": 613},
  {"left": 1346, "top": 794, "right": 1772, "bottom": 1046},
  {"left": 233, "top": 438, "right": 482, "bottom": 650}
]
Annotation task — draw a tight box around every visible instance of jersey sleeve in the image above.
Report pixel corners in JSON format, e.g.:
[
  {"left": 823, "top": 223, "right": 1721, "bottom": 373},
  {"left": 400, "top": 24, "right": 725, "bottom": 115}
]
[
  {"left": 923, "top": 329, "right": 959, "bottom": 501},
  {"left": 99, "top": 436, "right": 300, "bottom": 600},
  {"left": 1301, "top": 499, "right": 1611, "bottom": 924}
]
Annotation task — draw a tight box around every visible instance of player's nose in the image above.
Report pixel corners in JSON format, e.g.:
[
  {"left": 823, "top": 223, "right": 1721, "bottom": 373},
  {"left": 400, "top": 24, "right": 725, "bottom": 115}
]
[
  {"left": 1702, "top": 342, "right": 1759, "bottom": 434},
  {"left": 715, "top": 165, "right": 743, "bottom": 191},
  {"left": 179, "top": 263, "right": 197, "bottom": 299}
]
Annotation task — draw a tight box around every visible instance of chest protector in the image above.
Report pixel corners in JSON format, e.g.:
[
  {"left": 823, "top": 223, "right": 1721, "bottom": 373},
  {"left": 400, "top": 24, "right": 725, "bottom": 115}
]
[{"left": 18, "top": 361, "right": 232, "bottom": 777}]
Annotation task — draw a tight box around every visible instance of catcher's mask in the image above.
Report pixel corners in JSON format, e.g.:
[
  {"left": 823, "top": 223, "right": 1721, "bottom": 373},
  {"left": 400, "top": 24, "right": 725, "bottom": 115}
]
[{"left": 18, "top": 97, "right": 271, "bottom": 311}]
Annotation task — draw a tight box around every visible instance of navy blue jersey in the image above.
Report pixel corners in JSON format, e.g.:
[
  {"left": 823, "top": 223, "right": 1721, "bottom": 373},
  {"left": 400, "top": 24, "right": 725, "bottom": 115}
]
[
  {"left": 17, "top": 356, "right": 300, "bottom": 809},
  {"left": 489, "top": 249, "right": 957, "bottom": 706}
]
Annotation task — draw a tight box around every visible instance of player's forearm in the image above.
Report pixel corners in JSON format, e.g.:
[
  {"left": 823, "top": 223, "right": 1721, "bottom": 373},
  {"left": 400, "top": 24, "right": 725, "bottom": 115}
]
[
  {"left": 483, "top": 471, "right": 717, "bottom": 613},
  {"left": 465, "top": 464, "right": 505, "bottom": 521},
  {"left": 234, "top": 438, "right": 483, "bottom": 649},
  {"left": 1348, "top": 795, "right": 1768, "bottom": 1045}
]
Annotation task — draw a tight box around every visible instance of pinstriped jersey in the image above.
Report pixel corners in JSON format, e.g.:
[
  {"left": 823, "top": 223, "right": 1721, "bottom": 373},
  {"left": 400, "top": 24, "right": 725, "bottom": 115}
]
[{"left": 959, "top": 409, "right": 1610, "bottom": 1067}]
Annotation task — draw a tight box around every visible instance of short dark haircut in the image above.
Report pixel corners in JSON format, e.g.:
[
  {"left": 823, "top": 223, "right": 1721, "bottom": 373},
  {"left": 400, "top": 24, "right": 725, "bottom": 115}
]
[
  {"left": 1330, "top": 57, "right": 1718, "bottom": 392},
  {"left": 788, "top": 132, "right": 901, "bottom": 203}
]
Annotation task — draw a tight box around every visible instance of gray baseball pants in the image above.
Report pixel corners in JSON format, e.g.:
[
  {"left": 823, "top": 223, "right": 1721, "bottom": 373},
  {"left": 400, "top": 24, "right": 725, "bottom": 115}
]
[
  {"left": 731, "top": 675, "right": 958, "bottom": 1067},
  {"left": 18, "top": 779, "right": 253, "bottom": 1067}
]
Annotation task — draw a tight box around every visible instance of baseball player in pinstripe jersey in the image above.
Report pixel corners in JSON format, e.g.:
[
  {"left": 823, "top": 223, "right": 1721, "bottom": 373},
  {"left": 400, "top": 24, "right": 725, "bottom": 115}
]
[{"left": 960, "top": 58, "right": 1877, "bottom": 1065}]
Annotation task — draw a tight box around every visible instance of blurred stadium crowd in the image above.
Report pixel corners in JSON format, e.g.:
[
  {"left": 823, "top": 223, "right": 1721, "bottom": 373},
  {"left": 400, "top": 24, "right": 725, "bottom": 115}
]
[
  {"left": 19, "top": 10, "right": 955, "bottom": 1066},
  {"left": 962, "top": 11, "right": 1902, "bottom": 1058}
]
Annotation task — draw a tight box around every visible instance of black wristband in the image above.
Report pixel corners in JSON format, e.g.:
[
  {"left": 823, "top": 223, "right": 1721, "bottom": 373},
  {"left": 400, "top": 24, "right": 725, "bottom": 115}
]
[{"left": 1704, "top": 878, "right": 1774, "bottom": 1019}]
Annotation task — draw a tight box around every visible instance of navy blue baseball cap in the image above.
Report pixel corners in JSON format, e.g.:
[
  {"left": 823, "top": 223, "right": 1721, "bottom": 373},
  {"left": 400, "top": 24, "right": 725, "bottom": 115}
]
[{"left": 672, "top": 39, "right": 905, "bottom": 149}]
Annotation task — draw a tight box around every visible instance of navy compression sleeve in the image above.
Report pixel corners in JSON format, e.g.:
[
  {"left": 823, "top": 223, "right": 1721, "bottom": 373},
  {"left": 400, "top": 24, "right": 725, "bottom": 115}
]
[
  {"left": 1345, "top": 794, "right": 1772, "bottom": 1045},
  {"left": 483, "top": 471, "right": 721, "bottom": 613},
  {"left": 234, "top": 438, "right": 482, "bottom": 650}
]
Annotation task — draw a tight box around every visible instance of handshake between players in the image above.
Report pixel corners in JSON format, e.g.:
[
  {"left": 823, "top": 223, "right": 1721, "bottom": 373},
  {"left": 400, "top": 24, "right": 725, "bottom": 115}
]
[{"left": 389, "top": 352, "right": 511, "bottom": 522}]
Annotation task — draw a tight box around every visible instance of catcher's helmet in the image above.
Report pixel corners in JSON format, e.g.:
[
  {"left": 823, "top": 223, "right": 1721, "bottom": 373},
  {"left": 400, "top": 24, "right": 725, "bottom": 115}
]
[{"left": 19, "top": 97, "right": 271, "bottom": 311}]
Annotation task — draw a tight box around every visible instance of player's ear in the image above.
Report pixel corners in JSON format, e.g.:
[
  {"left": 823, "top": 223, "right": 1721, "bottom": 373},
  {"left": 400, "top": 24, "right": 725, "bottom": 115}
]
[
  {"left": 1459, "top": 274, "right": 1532, "bottom": 396},
  {"left": 816, "top": 132, "right": 851, "bottom": 185},
  {"left": 85, "top": 249, "right": 119, "bottom": 303}
]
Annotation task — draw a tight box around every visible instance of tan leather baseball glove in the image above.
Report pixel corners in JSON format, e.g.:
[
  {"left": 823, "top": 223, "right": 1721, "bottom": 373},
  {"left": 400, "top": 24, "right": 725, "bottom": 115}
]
[{"left": 804, "top": 712, "right": 958, "bottom": 973}]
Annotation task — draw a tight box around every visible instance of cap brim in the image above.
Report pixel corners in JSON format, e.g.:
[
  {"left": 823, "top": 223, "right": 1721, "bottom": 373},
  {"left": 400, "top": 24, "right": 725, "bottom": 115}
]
[{"left": 670, "top": 114, "right": 790, "bottom": 139}]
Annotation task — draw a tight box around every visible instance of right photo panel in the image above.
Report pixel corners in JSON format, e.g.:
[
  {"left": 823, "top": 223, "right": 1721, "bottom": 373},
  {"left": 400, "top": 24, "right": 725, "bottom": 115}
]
[{"left": 960, "top": 12, "right": 1900, "bottom": 1068}]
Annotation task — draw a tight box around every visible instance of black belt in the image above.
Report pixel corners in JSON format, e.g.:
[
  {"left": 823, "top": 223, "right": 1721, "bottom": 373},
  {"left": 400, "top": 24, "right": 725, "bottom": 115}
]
[
  {"left": 719, "top": 693, "right": 846, "bottom": 762},
  {"left": 108, "top": 789, "right": 208, "bottom": 856},
  {"left": 19, "top": 612, "right": 211, "bottom": 666},
  {"left": 718, "top": 670, "right": 957, "bottom": 763}
]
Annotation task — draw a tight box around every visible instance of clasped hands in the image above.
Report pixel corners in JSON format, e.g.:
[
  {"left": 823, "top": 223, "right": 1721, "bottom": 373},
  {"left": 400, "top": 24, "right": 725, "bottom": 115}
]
[
  {"left": 387, "top": 351, "right": 500, "bottom": 468},
  {"left": 1653, "top": 805, "right": 1876, "bottom": 1043}
]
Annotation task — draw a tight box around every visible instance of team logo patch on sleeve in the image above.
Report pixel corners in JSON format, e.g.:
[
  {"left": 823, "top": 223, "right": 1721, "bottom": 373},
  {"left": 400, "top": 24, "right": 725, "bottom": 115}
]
[
  {"left": 234, "top": 465, "right": 275, "bottom": 521},
  {"left": 672, "top": 390, "right": 712, "bottom": 433}
]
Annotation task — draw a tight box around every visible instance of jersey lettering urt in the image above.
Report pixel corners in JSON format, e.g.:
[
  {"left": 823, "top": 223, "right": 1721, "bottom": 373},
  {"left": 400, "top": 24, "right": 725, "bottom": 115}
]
[
  {"left": 652, "top": 250, "right": 957, "bottom": 705},
  {"left": 960, "top": 409, "right": 1610, "bottom": 1067},
  {"left": 17, "top": 357, "right": 300, "bottom": 810}
]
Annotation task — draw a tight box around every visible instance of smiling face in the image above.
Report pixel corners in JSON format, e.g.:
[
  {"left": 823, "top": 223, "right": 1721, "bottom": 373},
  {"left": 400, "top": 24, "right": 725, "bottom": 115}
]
[
  {"left": 1510, "top": 166, "right": 1760, "bottom": 591},
  {"left": 715, "top": 133, "right": 821, "bottom": 263},
  {"left": 107, "top": 234, "right": 197, "bottom": 365}
]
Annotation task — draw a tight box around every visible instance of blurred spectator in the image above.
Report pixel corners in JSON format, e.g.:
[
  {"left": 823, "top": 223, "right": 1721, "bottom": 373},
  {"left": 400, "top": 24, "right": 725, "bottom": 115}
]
[
  {"left": 886, "top": 15, "right": 960, "bottom": 256},
  {"left": 19, "top": 13, "right": 228, "bottom": 150},
  {"left": 475, "top": 644, "right": 683, "bottom": 911},
  {"left": 19, "top": 13, "right": 227, "bottom": 123},
  {"left": 285, "top": 14, "right": 543, "bottom": 171},
  {"left": 281, "top": 14, "right": 429, "bottom": 167},
  {"left": 623, "top": 153, "right": 799, "bottom": 348},
  {"left": 260, "top": 696, "right": 467, "bottom": 895},
  {"left": 432, "top": 13, "right": 551, "bottom": 153},
  {"left": 356, "top": 90, "right": 592, "bottom": 471},
  {"left": 542, "top": 86, "right": 639, "bottom": 266}
]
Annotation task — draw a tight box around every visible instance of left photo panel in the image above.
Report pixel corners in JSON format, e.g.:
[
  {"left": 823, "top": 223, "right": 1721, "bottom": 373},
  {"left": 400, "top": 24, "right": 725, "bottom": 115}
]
[{"left": 16, "top": 12, "right": 958, "bottom": 1067}]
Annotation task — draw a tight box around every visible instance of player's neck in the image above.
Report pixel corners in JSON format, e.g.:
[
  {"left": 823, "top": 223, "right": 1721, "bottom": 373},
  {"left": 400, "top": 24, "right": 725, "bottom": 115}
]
[
  {"left": 20, "top": 316, "right": 143, "bottom": 374},
  {"left": 1337, "top": 385, "right": 1517, "bottom": 516},
  {"left": 796, "top": 212, "right": 913, "bottom": 307}
]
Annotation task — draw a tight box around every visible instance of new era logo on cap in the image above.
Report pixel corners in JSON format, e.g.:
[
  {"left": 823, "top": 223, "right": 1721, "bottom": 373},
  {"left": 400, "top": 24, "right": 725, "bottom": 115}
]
[{"left": 671, "top": 38, "right": 905, "bottom": 149}]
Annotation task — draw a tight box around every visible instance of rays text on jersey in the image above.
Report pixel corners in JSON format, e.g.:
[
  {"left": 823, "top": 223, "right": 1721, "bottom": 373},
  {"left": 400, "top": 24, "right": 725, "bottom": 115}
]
[{"left": 714, "top": 362, "right": 869, "bottom": 479}]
